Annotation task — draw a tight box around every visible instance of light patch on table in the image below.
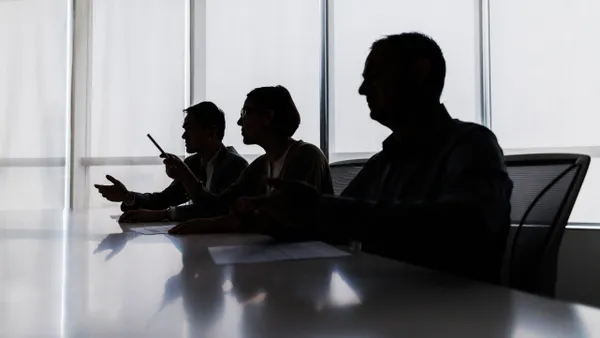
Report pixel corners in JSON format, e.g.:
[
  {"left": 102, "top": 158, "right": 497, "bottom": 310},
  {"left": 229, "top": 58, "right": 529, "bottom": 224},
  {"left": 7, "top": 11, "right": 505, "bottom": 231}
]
[
  {"left": 208, "top": 241, "right": 350, "bottom": 265},
  {"left": 123, "top": 223, "right": 178, "bottom": 235}
]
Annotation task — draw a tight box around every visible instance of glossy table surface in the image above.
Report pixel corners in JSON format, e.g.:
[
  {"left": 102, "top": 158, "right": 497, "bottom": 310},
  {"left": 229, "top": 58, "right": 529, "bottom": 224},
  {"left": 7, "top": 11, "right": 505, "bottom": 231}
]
[{"left": 2, "top": 209, "right": 600, "bottom": 337}]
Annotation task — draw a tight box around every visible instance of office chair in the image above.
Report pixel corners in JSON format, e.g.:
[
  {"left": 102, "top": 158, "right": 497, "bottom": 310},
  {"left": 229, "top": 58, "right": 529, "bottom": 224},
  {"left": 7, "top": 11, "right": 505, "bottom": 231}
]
[
  {"left": 330, "top": 159, "right": 369, "bottom": 195},
  {"left": 505, "top": 153, "right": 590, "bottom": 297}
]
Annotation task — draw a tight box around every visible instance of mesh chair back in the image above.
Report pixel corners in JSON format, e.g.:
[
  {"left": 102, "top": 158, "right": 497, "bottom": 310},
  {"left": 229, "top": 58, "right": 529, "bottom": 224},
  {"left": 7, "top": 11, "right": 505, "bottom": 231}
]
[
  {"left": 506, "top": 153, "right": 590, "bottom": 297},
  {"left": 330, "top": 159, "right": 369, "bottom": 195}
]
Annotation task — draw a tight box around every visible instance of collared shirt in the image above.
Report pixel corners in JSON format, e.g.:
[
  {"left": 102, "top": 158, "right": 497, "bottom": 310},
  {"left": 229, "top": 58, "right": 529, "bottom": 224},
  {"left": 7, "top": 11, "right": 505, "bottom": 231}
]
[
  {"left": 343, "top": 105, "right": 467, "bottom": 202},
  {"left": 266, "top": 141, "right": 295, "bottom": 195},
  {"left": 341, "top": 104, "right": 509, "bottom": 201},
  {"left": 120, "top": 146, "right": 248, "bottom": 212},
  {"left": 204, "top": 146, "right": 222, "bottom": 192},
  {"left": 174, "top": 140, "right": 333, "bottom": 221},
  {"left": 316, "top": 104, "right": 513, "bottom": 283}
]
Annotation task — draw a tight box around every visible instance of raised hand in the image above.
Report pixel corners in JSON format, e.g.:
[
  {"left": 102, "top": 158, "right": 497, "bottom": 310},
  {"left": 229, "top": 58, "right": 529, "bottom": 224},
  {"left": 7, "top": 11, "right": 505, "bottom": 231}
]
[
  {"left": 161, "top": 153, "right": 194, "bottom": 182},
  {"left": 94, "top": 175, "right": 130, "bottom": 202}
]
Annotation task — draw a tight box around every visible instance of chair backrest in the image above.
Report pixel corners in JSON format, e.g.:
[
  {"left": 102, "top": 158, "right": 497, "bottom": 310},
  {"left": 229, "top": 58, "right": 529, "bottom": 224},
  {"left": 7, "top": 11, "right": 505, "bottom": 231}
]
[
  {"left": 330, "top": 159, "right": 369, "bottom": 195},
  {"left": 505, "top": 153, "right": 590, "bottom": 297}
]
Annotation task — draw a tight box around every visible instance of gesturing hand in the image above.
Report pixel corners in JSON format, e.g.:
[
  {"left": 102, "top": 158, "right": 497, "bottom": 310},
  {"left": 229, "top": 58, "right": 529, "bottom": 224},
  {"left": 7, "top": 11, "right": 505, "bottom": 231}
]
[
  {"left": 161, "top": 153, "right": 194, "bottom": 182},
  {"left": 94, "top": 175, "right": 129, "bottom": 202}
]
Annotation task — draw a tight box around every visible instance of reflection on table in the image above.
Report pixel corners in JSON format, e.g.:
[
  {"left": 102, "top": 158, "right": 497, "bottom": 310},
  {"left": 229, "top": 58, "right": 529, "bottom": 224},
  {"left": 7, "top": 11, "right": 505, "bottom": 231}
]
[{"left": 0, "top": 209, "right": 597, "bottom": 337}]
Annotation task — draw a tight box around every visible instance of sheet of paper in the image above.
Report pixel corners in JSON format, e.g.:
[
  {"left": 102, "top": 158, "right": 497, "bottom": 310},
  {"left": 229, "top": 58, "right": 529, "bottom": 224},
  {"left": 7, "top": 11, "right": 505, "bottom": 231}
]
[
  {"left": 123, "top": 223, "right": 179, "bottom": 235},
  {"left": 208, "top": 241, "right": 350, "bottom": 265}
]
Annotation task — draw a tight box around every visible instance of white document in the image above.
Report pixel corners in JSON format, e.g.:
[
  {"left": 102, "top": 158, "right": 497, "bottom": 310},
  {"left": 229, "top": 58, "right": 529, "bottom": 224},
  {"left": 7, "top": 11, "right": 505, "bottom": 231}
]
[
  {"left": 123, "top": 223, "right": 179, "bottom": 235},
  {"left": 208, "top": 241, "right": 350, "bottom": 265}
]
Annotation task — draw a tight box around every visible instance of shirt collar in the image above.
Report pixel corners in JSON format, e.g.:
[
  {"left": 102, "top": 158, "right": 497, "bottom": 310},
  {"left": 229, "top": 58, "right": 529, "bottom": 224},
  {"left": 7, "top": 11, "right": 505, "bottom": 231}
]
[
  {"left": 204, "top": 144, "right": 224, "bottom": 167},
  {"left": 382, "top": 104, "right": 454, "bottom": 155}
]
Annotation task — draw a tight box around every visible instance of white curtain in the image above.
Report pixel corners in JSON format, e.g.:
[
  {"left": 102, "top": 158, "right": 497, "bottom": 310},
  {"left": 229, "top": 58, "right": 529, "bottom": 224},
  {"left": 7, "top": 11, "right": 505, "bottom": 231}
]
[
  {"left": 490, "top": 0, "right": 600, "bottom": 222},
  {"left": 87, "top": 0, "right": 186, "bottom": 207},
  {"left": 331, "top": 0, "right": 480, "bottom": 153},
  {"left": 0, "top": 0, "right": 67, "bottom": 210},
  {"left": 203, "top": 0, "right": 321, "bottom": 155}
]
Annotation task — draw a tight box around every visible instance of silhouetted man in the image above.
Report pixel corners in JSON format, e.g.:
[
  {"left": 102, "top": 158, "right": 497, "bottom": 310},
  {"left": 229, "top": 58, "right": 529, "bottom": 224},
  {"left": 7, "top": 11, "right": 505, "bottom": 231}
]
[
  {"left": 253, "top": 33, "right": 513, "bottom": 284},
  {"left": 119, "top": 85, "right": 333, "bottom": 230},
  {"left": 95, "top": 102, "right": 248, "bottom": 211}
]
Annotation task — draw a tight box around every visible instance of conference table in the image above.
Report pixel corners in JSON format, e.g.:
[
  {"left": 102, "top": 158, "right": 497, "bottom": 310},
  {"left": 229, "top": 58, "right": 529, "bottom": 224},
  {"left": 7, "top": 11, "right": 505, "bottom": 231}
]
[{"left": 2, "top": 209, "right": 600, "bottom": 337}]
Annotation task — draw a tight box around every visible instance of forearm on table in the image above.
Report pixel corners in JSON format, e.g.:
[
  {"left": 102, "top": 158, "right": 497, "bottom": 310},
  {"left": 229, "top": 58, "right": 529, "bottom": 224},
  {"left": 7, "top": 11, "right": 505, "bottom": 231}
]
[
  {"left": 179, "top": 174, "right": 206, "bottom": 203},
  {"left": 187, "top": 215, "right": 240, "bottom": 234},
  {"left": 172, "top": 204, "right": 205, "bottom": 222},
  {"left": 372, "top": 199, "right": 501, "bottom": 280},
  {"left": 296, "top": 182, "right": 505, "bottom": 283},
  {"left": 124, "top": 189, "right": 187, "bottom": 211},
  {"left": 120, "top": 192, "right": 162, "bottom": 211},
  {"left": 315, "top": 195, "right": 491, "bottom": 245}
]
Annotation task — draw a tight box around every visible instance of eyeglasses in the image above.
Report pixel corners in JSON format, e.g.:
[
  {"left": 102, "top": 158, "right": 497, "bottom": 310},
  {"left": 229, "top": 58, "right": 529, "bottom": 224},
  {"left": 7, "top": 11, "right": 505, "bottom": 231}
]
[{"left": 240, "top": 107, "right": 260, "bottom": 119}]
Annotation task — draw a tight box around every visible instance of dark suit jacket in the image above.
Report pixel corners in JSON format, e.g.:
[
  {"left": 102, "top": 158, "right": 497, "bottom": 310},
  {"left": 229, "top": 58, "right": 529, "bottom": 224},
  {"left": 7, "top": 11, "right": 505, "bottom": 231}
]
[{"left": 120, "top": 146, "right": 248, "bottom": 211}]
